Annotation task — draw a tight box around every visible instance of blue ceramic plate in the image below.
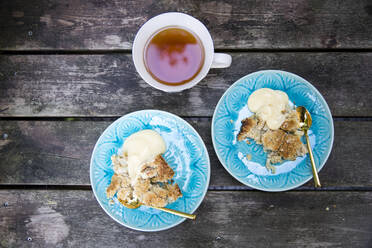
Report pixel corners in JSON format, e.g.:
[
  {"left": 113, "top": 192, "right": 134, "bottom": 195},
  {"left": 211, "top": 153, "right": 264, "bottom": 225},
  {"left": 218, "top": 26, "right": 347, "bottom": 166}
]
[
  {"left": 90, "top": 110, "right": 210, "bottom": 231},
  {"left": 212, "top": 70, "right": 334, "bottom": 191}
]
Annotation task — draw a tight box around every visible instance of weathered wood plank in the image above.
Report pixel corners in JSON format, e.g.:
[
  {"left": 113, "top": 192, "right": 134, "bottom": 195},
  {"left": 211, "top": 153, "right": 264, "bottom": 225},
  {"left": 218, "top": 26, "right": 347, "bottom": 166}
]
[
  {"left": 0, "top": 120, "right": 371, "bottom": 188},
  {"left": 1, "top": 53, "right": 372, "bottom": 117},
  {"left": 1, "top": 190, "right": 371, "bottom": 247},
  {"left": 1, "top": 0, "right": 372, "bottom": 50}
]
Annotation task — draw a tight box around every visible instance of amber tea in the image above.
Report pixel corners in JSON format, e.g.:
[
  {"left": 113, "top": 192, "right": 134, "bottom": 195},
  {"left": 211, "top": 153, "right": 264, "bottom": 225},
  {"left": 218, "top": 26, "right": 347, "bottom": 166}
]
[{"left": 144, "top": 27, "right": 205, "bottom": 86}]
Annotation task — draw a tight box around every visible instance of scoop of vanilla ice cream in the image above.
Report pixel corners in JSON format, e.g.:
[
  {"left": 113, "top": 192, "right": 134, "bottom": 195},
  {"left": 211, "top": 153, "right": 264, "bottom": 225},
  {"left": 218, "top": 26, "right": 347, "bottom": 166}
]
[
  {"left": 122, "top": 130, "right": 166, "bottom": 182},
  {"left": 248, "top": 88, "right": 289, "bottom": 130}
]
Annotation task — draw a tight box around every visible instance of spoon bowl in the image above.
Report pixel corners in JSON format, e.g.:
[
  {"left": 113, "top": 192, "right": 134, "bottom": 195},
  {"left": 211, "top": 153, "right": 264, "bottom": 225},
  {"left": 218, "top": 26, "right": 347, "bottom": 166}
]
[{"left": 296, "top": 105, "right": 312, "bottom": 129}]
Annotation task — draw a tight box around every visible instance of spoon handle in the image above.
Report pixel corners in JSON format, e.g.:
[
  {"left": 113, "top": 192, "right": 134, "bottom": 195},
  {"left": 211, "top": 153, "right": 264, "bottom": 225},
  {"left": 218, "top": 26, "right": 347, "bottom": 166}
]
[
  {"left": 305, "top": 131, "right": 321, "bottom": 188},
  {"left": 152, "top": 206, "right": 196, "bottom": 220}
]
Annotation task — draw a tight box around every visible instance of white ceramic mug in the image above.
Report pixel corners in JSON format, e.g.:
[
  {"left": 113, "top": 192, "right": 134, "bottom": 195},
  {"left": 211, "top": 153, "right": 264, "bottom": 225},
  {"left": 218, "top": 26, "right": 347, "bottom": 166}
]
[{"left": 132, "top": 12, "right": 232, "bottom": 92}]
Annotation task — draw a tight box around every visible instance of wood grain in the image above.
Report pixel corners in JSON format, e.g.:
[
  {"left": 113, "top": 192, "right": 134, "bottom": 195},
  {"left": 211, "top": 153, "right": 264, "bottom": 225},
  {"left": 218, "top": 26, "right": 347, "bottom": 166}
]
[
  {"left": 0, "top": 119, "right": 371, "bottom": 188},
  {"left": 1, "top": 0, "right": 372, "bottom": 50},
  {"left": 1, "top": 53, "right": 372, "bottom": 117},
  {"left": 1, "top": 190, "right": 371, "bottom": 247}
]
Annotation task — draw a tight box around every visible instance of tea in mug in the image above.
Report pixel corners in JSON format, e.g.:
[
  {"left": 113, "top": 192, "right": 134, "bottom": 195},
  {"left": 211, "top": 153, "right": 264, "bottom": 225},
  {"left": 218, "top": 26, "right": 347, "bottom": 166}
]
[{"left": 144, "top": 27, "right": 205, "bottom": 86}]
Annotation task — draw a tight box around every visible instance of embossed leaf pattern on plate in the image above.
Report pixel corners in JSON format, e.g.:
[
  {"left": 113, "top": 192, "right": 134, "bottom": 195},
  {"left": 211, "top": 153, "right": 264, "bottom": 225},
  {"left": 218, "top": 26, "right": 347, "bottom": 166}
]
[
  {"left": 212, "top": 70, "right": 334, "bottom": 191},
  {"left": 90, "top": 110, "right": 210, "bottom": 231}
]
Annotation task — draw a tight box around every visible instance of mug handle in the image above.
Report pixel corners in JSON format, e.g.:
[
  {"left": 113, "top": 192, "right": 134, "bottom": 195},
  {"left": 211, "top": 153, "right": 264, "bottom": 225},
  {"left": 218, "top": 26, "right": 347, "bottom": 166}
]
[{"left": 211, "top": 53, "right": 232, "bottom": 68}]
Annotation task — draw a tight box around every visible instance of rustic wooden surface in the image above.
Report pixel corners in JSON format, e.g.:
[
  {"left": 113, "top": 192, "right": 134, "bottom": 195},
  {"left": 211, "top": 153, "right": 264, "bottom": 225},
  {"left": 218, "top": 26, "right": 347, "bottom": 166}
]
[
  {"left": 1, "top": 190, "right": 372, "bottom": 247},
  {"left": 1, "top": 0, "right": 372, "bottom": 247},
  {"left": 1, "top": 53, "right": 372, "bottom": 117},
  {"left": 1, "top": 0, "right": 372, "bottom": 50},
  {"left": 0, "top": 120, "right": 371, "bottom": 188}
]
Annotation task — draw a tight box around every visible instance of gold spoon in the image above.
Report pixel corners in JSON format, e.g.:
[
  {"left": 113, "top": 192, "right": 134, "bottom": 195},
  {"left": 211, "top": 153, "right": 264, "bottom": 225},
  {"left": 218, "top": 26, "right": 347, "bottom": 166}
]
[
  {"left": 118, "top": 199, "right": 196, "bottom": 220},
  {"left": 296, "top": 106, "right": 321, "bottom": 188}
]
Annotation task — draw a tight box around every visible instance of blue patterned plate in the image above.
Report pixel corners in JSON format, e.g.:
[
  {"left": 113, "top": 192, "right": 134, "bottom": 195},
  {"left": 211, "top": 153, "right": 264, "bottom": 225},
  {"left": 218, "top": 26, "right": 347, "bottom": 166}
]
[
  {"left": 90, "top": 110, "right": 210, "bottom": 231},
  {"left": 212, "top": 70, "right": 334, "bottom": 191}
]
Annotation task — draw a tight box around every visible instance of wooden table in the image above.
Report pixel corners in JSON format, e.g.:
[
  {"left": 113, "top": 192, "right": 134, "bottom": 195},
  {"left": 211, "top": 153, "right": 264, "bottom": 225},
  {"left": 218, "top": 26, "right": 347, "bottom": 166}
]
[{"left": 1, "top": 1, "right": 372, "bottom": 247}]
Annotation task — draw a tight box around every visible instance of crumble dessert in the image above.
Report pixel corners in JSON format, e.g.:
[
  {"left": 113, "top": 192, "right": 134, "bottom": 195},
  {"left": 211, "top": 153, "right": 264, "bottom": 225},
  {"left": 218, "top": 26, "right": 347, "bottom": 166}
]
[
  {"left": 106, "top": 130, "right": 182, "bottom": 207},
  {"left": 237, "top": 88, "right": 307, "bottom": 173}
]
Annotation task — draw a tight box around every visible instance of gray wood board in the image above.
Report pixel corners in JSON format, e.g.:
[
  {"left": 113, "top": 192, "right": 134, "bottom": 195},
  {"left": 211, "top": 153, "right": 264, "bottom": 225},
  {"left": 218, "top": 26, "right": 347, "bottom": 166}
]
[
  {"left": 1, "top": 53, "right": 372, "bottom": 117},
  {"left": 0, "top": 119, "right": 370, "bottom": 188},
  {"left": 1, "top": 190, "right": 371, "bottom": 247},
  {"left": 1, "top": 0, "right": 372, "bottom": 50}
]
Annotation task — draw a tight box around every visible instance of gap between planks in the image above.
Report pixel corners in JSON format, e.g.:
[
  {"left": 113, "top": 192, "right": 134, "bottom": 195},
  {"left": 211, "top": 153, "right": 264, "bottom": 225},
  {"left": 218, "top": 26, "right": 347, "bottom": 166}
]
[
  {"left": 0, "top": 116, "right": 372, "bottom": 121},
  {"left": 1, "top": 48, "right": 372, "bottom": 55},
  {"left": 1, "top": 184, "right": 372, "bottom": 192}
]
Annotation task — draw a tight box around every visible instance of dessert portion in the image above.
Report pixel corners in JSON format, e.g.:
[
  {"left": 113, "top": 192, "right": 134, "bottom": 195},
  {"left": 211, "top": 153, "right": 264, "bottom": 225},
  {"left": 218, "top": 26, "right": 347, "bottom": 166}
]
[
  {"left": 106, "top": 130, "right": 182, "bottom": 207},
  {"left": 237, "top": 88, "right": 307, "bottom": 173}
]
